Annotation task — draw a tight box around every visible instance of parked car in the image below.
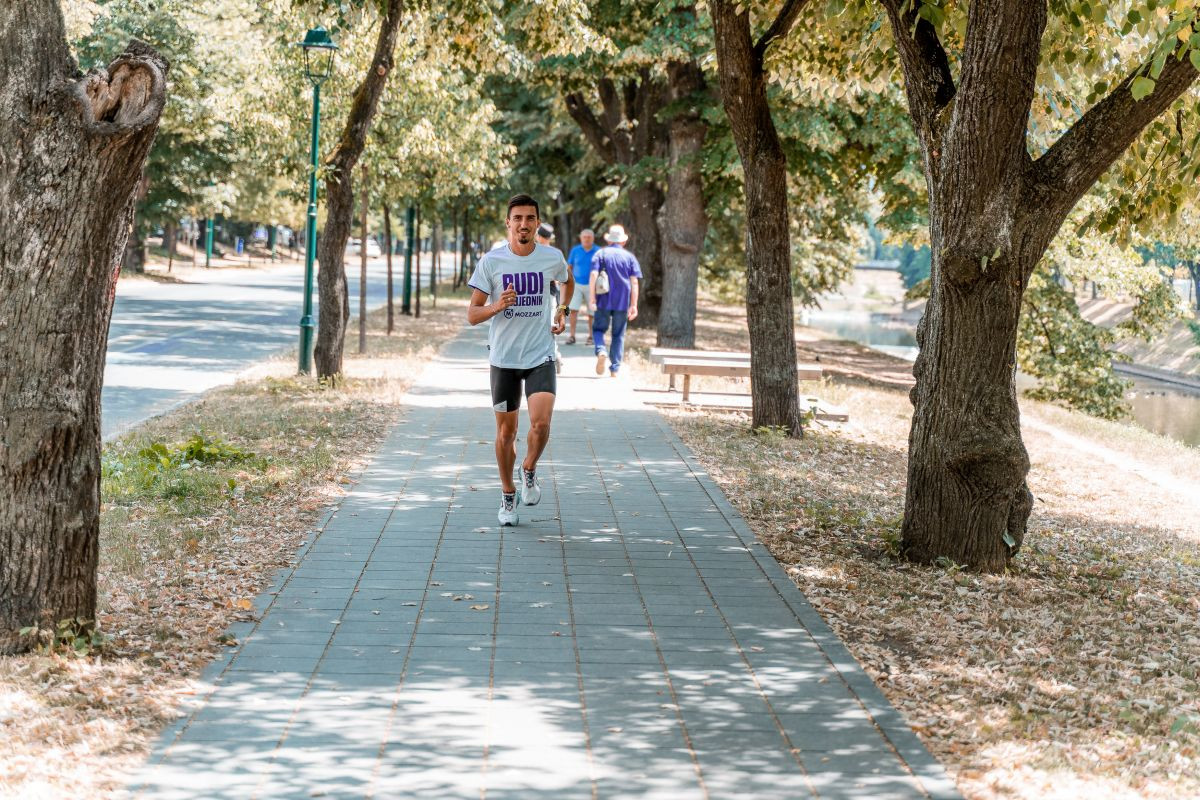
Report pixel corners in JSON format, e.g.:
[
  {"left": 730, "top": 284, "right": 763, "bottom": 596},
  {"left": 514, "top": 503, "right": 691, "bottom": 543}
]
[{"left": 345, "top": 237, "right": 382, "bottom": 258}]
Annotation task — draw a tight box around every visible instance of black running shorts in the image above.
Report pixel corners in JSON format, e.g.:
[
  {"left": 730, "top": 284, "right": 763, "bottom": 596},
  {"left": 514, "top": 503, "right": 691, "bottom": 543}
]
[{"left": 490, "top": 361, "right": 557, "bottom": 413}]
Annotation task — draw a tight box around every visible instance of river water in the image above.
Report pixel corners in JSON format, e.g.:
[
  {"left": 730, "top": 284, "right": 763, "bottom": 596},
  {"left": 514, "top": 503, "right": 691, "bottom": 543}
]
[{"left": 802, "top": 309, "right": 1200, "bottom": 447}]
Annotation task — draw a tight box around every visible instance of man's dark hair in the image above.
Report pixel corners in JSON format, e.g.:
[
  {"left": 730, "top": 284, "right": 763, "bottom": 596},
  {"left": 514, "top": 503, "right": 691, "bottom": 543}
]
[{"left": 506, "top": 194, "right": 539, "bottom": 218}]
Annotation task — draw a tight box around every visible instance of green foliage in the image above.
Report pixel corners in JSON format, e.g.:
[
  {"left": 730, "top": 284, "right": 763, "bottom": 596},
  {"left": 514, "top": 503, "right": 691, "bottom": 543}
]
[
  {"left": 701, "top": 91, "right": 919, "bottom": 306},
  {"left": 1017, "top": 272, "right": 1132, "bottom": 420},
  {"left": 72, "top": 1, "right": 268, "bottom": 226},
  {"left": 103, "top": 434, "right": 257, "bottom": 502},
  {"left": 868, "top": 221, "right": 931, "bottom": 290},
  {"left": 1187, "top": 318, "right": 1200, "bottom": 349},
  {"left": 18, "top": 618, "right": 111, "bottom": 657}
]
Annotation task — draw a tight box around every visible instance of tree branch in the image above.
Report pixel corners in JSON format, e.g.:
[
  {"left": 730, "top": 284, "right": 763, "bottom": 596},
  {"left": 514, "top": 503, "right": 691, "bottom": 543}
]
[
  {"left": 597, "top": 78, "right": 623, "bottom": 139},
  {"left": 876, "top": 0, "right": 955, "bottom": 138},
  {"left": 563, "top": 90, "right": 617, "bottom": 163},
  {"left": 1032, "top": 45, "right": 1200, "bottom": 223},
  {"left": 752, "top": 0, "right": 812, "bottom": 62},
  {"left": 329, "top": 0, "right": 404, "bottom": 176}
]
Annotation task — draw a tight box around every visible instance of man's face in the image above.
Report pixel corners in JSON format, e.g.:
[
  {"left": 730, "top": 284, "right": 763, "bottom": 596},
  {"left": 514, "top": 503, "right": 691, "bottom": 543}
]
[
  {"left": 506, "top": 206, "right": 538, "bottom": 245},
  {"left": 580, "top": 231, "right": 594, "bottom": 249}
]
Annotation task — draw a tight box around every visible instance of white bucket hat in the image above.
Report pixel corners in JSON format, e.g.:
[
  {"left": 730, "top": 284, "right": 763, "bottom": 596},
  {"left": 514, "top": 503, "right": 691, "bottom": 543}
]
[{"left": 603, "top": 224, "right": 629, "bottom": 244}]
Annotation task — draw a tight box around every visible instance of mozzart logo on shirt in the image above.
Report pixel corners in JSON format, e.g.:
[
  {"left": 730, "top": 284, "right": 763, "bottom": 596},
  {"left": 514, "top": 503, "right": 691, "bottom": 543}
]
[{"left": 501, "top": 271, "right": 545, "bottom": 319}]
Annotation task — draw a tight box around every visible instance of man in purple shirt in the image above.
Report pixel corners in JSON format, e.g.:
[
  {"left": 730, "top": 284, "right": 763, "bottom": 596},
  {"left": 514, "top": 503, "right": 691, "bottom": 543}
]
[{"left": 588, "top": 224, "right": 642, "bottom": 377}]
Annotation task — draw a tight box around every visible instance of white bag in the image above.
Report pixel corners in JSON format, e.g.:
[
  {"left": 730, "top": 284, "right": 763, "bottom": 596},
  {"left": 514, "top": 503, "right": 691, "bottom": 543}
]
[{"left": 595, "top": 262, "right": 610, "bottom": 295}]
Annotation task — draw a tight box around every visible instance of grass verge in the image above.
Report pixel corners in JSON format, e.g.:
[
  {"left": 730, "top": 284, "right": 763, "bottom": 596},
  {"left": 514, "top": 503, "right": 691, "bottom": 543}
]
[
  {"left": 626, "top": 295, "right": 1200, "bottom": 800},
  {"left": 0, "top": 289, "right": 469, "bottom": 798}
]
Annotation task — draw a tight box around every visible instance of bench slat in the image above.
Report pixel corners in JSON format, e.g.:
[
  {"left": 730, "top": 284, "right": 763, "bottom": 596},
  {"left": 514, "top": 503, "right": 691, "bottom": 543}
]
[
  {"left": 648, "top": 348, "right": 751, "bottom": 364},
  {"left": 661, "top": 360, "right": 823, "bottom": 380}
]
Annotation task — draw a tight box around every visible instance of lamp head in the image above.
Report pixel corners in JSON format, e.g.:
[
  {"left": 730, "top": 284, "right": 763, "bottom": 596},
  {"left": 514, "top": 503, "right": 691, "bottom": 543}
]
[{"left": 298, "top": 27, "right": 337, "bottom": 84}]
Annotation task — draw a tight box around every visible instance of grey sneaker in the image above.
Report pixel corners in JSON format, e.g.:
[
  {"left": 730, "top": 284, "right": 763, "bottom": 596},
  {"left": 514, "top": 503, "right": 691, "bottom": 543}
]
[
  {"left": 498, "top": 493, "right": 518, "bottom": 526},
  {"left": 520, "top": 468, "right": 542, "bottom": 506}
]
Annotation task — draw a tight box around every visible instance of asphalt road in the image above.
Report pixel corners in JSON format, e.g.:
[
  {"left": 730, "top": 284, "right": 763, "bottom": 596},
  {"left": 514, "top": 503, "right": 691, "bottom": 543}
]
[{"left": 102, "top": 257, "right": 439, "bottom": 439}]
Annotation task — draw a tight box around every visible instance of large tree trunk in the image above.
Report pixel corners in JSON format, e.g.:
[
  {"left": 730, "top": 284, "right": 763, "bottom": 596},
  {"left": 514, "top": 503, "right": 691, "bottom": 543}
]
[
  {"left": 122, "top": 222, "right": 146, "bottom": 274},
  {"left": 626, "top": 184, "right": 664, "bottom": 328},
  {"left": 902, "top": 245, "right": 1036, "bottom": 570},
  {"left": 710, "top": 1, "right": 802, "bottom": 435},
  {"left": 879, "top": 0, "right": 1198, "bottom": 570},
  {"left": 314, "top": 0, "right": 403, "bottom": 380},
  {"left": 657, "top": 58, "right": 708, "bottom": 348},
  {"left": 0, "top": 6, "right": 167, "bottom": 653},
  {"left": 563, "top": 73, "right": 667, "bottom": 328}
]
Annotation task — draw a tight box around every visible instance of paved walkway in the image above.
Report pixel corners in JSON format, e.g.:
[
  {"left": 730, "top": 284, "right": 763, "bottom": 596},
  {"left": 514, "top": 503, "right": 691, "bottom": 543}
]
[{"left": 129, "top": 325, "right": 958, "bottom": 800}]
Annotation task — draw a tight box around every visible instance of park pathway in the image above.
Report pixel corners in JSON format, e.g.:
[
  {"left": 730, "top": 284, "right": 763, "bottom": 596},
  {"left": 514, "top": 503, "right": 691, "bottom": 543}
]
[{"left": 128, "top": 325, "right": 958, "bottom": 800}]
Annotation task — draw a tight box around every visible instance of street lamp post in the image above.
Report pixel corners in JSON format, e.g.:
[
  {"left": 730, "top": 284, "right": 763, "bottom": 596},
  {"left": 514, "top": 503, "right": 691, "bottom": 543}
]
[
  {"left": 402, "top": 205, "right": 414, "bottom": 315},
  {"left": 204, "top": 217, "right": 213, "bottom": 267},
  {"left": 296, "top": 26, "right": 337, "bottom": 375}
]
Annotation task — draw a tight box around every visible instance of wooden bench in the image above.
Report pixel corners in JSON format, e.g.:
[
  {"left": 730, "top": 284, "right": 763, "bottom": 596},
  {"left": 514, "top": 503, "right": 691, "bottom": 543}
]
[
  {"left": 649, "top": 347, "right": 822, "bottom": 391},
  {"left": 660, "top": 357, "right": 823, "bottom": 402},
  {"left": 649, "top": 347, "right": 756, "bottom": 364},
  {"left": 638, "top": 389, "right": 850, "bottom": 422}
]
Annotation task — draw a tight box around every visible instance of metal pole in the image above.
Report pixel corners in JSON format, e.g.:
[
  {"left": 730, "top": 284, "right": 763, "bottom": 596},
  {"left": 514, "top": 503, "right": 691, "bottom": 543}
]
[
  {"left": 298, "top": 82, "right": 321, "bottom": 374},
  {"left": 402, "top": 205, "right": 414, "bottom": 315},
  {"left": 204, "top": 218, "right": 214, "bottom": 268}
]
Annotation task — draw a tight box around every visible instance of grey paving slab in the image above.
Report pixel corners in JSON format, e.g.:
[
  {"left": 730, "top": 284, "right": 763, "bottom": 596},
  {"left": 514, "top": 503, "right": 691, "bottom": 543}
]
[{"left": 127, "top": 323, "right": 959, "bottom": 800}]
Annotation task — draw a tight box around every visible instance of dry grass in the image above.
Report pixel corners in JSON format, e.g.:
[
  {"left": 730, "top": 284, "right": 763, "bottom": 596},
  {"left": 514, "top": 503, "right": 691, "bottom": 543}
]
[
  {"left": 0, "top": 288, "right": 470, "bottom": 799},
  {"left": 629, "top": 296, "right": 1200, "bottom": 800}
]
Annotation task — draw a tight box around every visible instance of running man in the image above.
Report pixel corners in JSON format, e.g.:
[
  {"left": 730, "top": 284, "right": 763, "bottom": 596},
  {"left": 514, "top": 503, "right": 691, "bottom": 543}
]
[{"left": 467, "top": 195, "right": 574, "bottom": 526}]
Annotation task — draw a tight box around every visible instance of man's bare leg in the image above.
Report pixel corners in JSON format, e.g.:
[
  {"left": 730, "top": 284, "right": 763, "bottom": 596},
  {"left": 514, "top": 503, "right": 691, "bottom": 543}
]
[
  {"left": 522, "top": 392, "right": 555, "bottom": 473},
  {"left": 569, "top": 309, "right": 579, "bottom": 339},
  {"left": 495, "top": 410, "right": 519, "bottom": 493}
]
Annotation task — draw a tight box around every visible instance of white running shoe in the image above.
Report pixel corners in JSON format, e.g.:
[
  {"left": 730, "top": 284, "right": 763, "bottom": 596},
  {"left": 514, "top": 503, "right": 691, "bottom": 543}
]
[
  {"left": 520, "top": 468, "right": 542, "bottom": 506},
  {"left": 595, "top": 350, "right": 608, "bottom": 375},
  {"left": 498, "top": 493, "right": 519, "bottom": 526}
]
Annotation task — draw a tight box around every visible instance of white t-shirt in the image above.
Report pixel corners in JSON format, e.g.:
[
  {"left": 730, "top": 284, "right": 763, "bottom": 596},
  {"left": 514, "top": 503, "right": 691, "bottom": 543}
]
[{"left": 468, "top": 243, "right": 569, "bottom": 369}]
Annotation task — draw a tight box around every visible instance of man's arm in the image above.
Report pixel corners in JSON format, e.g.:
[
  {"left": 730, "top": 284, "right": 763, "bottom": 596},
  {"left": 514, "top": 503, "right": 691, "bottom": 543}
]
[
  {"left": 628, "top": 277, "right": 639, "bottom": 321},
  {"left": 468, "top": 285, "right": 516, "bottom": 326},
  {"left": 553, "top": 275, "right": 574, "bottom": 334}
]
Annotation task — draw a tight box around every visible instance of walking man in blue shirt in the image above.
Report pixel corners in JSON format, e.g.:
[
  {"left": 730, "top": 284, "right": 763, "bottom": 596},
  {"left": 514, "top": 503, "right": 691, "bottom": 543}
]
[
  {"left": 589, "top": 224, "right": 642, "bottom": 377},
  {"left": 467, "top": 195, "right": 573, "bottom": 526},
  {"left": 565, "top": 229, "right": 598, "bottom": 345}
]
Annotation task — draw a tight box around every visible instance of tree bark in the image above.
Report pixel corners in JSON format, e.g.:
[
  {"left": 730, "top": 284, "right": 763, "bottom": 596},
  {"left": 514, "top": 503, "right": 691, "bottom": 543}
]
[
  {"left": 657, "top": 58, "right": 709, "bottom": 348},
  {"left": 451, "top": 211, "right": 460, "bottom": 290},
  {"left": 122, "top": 175, "right": 150, "bottom": 274},
  {"left": 0, "top": 5, "right": 167, "bottom": 653},
  {"left": 358, "top": 164, "right": 368, "bottom": 355},
  {"left": 314, "top": 0, "right": 403, "bottom": 380},
  {"left": 879, "top": 0, "right": 1199, "bottom": 570},
  {"left": 458, "top": 209, "right": 469, "bottom": 288},
  {"left": 710, "top": 0, "right": 803, "bottom": 435},
  {"left": 431, "top": 220, "right": 439, "bottom": 307},
  {"left": 564, "top": 73, "right": 667, "bottom": 327},
  {"left": 122, "top": 222, "right": 146, "bottom": 274},
  {"left": 415, "top": 206, "right": 422, "bottom": 319},
  {"left": 163, "top": 220, "right": 177, "bottom": 260},
  {"left": 384, "top": 204, "right": 395, "bottom": 334}
]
